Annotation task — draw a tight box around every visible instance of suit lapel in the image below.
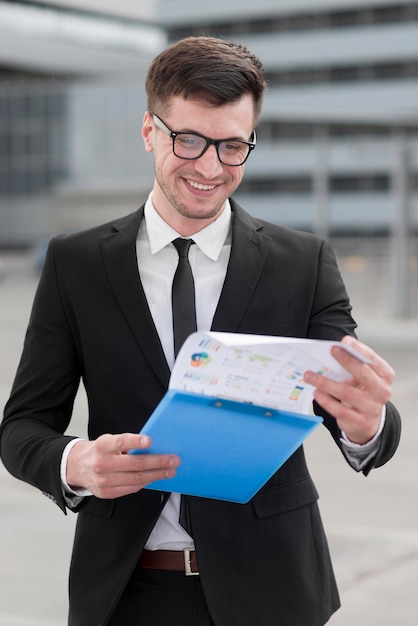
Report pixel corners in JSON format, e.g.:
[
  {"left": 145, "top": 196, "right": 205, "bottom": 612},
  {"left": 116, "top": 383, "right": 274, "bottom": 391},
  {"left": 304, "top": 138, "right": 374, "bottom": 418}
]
[
  {"left": 211, "top": 200, "right": 270, "bottom": 332},
  {"left": 100, "top": 207, "right": 171, "bottom": 390},
  {"left": 99, "top": 201, "right": 269, "bottom": 386}
]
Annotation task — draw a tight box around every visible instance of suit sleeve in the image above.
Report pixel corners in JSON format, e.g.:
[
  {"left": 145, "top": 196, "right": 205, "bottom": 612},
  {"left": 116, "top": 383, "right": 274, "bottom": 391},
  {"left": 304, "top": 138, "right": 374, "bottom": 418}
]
[
  {"left": 0, "top": 239, "right": 81, "bottom": 513},
  {"left": 308, "top": 239, "right": 401, "bottom": 473}
]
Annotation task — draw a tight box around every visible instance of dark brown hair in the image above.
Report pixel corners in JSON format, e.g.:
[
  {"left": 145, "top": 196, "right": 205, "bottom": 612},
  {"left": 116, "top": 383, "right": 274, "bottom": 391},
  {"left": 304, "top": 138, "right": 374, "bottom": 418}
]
[{"left": 146, "top": 36, "right": 267, "bottom": 124}]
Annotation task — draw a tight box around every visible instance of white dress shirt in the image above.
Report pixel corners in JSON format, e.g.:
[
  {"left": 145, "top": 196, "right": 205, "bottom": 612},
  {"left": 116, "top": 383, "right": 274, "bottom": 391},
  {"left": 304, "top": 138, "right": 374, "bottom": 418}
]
[{"left": 138, "top": 193, "right": 232, "bottom": 550}]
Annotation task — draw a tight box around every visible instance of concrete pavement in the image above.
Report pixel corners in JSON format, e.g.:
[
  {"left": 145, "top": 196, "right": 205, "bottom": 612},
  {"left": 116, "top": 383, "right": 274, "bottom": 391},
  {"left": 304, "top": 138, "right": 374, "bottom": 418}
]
[{"left": 1, "top": 247, "right": 417, "bottom": 625}]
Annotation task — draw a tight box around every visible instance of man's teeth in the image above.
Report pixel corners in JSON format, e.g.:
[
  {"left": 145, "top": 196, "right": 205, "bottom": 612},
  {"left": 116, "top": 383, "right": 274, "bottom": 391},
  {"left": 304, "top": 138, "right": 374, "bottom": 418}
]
[{"left": 187, "top": 180, "right": 216, "bottom": 191}]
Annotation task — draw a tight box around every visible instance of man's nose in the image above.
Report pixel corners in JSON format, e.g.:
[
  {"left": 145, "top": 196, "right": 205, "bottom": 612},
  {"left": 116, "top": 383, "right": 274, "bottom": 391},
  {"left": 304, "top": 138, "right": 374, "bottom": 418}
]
[{"left": 194, "top": 144, "right": 224, "bottom": 178}]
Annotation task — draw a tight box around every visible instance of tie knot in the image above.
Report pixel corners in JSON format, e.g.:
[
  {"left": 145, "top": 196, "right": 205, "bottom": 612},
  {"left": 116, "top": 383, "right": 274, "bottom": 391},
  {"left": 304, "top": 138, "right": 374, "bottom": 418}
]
[{"left": 173, "top": 238, "right": 193, "bottom": 258}]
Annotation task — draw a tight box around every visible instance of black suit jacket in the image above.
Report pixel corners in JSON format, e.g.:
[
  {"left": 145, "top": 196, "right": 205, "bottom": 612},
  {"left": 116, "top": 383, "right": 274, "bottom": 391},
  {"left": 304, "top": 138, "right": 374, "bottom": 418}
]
[{"left": 0, "top": 200, "right": 401, "bottom": 626}]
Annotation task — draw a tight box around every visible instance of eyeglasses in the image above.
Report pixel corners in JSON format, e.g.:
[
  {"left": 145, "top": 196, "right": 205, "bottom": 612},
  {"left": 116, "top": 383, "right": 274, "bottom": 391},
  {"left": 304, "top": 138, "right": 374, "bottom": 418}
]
[{"left": 152, "top": 114, "right": 256, "bottom": 166}]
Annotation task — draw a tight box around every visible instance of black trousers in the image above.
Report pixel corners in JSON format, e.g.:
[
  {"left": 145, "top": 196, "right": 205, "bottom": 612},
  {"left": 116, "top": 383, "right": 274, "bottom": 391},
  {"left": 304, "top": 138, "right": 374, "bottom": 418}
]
[{"left": 107, "top": 567, "right": 216, "bottom": 626}]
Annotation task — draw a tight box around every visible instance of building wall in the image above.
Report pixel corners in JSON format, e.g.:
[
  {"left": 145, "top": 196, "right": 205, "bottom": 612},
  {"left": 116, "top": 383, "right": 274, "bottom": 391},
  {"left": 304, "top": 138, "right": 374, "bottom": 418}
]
[
  {"left": 45, "top": 0, "right": 157, "bottom": 20},
  {"left": 157, "top": 0, "right": 418, "bottom": 24},
  {"left": 0, "top": 1, "right": 163, "bottom": 245}
]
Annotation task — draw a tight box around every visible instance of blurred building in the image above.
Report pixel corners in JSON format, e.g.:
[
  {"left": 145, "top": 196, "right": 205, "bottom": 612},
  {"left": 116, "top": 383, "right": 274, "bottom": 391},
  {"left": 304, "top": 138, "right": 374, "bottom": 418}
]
[
  {"left": 1, "top": 0, "right": 418, "bottom": 246},
  {"left": 0, "top": 0, "right": 165, "bottom": 246},
  {"left": 159, "top": 0, "right": 418, "bottom": 237}
]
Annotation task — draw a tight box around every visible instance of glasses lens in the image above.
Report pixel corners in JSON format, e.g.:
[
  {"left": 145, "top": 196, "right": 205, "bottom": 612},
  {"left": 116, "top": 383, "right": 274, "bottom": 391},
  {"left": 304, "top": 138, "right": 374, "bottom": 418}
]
[
  {"left": 218, "top": 141, "right": 250, "bottom": 166},
  {"left": 172, "top": 133, "right": 251, "bottom": 166},
  {"left": 173, "top": 134, "right": 206, "bottom": 159}
]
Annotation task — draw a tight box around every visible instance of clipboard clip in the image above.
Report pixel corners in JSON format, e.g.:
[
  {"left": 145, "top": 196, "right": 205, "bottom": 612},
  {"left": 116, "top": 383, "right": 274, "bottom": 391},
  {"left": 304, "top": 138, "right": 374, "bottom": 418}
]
[{"left": 213, "top": 398, "right": 274, "bottom": 417}]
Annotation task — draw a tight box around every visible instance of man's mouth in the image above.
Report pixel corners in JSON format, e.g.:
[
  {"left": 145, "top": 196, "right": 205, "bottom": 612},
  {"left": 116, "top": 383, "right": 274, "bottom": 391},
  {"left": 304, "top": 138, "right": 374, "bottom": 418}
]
[{"left": 186, "top": 179, "right": 217, "bottom": 191}]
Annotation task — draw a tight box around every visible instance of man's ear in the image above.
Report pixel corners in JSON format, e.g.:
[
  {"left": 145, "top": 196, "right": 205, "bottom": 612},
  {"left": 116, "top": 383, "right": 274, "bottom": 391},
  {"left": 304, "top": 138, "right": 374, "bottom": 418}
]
[{"left": 142, "top": 111, "right": 154, "bottom": 153}]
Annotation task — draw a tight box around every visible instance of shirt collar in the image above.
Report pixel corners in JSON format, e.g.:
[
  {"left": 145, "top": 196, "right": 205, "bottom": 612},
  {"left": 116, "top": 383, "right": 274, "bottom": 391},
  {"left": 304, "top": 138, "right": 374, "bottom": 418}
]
[{"left": 143, "top": 192, "right": 232, "bottom": 261}]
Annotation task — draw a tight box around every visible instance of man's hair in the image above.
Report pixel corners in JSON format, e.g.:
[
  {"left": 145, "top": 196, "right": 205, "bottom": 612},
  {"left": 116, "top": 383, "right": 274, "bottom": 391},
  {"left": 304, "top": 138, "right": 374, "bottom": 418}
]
[{"left": 146, "top": 36, "right": 267, "bottom": 124}]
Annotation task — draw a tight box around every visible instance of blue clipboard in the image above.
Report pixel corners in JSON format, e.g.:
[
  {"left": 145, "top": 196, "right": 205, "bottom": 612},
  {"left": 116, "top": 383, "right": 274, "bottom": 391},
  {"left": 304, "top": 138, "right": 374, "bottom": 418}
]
[{"left": 130, "top": 390, "right": 322, "bottom": 504}]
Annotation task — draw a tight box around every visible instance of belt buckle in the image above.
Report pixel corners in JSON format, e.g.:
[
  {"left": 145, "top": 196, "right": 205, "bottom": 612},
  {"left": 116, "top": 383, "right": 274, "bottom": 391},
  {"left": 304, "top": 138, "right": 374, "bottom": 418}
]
[{"left": 183, "top": 548, "right": 199, "bottom": 576}]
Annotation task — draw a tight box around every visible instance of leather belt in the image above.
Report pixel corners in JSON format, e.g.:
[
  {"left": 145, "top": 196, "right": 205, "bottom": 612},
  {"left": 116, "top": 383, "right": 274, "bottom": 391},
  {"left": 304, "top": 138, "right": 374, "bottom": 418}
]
[{"left": 140, "top": 549, "right": 199, "bottom": 576}]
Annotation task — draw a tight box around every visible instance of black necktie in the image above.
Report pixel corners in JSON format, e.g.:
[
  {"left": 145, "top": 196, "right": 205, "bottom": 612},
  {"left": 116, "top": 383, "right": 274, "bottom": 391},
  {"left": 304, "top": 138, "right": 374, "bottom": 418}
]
[
  {"left": 172, "top": 238, "right": 197, "bottom": 357},
  {"left": 172, "top": 238, "right": 197, "bottom": 535}
]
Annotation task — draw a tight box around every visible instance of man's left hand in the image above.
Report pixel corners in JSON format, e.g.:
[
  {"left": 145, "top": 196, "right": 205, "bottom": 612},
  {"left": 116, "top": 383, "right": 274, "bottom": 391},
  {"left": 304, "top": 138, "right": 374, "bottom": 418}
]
[{"left": 304, "top": 335, "right": 394, "bottom": 445}]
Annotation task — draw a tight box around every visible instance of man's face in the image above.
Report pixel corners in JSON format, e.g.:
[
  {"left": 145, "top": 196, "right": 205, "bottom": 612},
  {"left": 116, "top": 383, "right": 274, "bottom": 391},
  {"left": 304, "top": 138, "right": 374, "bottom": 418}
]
[{"left": 142, "top": 94, "right": 255, "bottom": 235}]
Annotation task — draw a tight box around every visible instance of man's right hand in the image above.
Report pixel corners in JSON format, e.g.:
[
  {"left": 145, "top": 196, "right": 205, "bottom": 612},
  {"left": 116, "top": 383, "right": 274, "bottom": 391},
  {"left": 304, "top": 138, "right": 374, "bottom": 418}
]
[{"left": 66, "top": 433, "right": 180, "bottom": 499}]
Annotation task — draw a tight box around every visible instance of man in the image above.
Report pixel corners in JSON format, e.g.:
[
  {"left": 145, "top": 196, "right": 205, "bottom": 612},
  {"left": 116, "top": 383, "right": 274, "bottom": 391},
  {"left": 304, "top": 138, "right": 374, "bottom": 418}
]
[{"left": 0, "top": 37, "right": 400, "bottom": 626}]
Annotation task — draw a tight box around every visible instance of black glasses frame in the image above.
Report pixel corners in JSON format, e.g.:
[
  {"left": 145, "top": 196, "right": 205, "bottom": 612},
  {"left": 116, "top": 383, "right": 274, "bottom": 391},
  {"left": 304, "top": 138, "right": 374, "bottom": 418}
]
[{"left": 152, "top": 114, "right": 256, "bottom": 166}]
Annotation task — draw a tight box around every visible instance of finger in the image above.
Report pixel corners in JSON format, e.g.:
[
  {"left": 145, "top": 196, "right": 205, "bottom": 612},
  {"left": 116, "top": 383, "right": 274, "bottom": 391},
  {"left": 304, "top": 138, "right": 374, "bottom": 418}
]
[
  {"left": 340, "top": 336, "right": 395, "bottom": 383},
  {"left": 93, "top": 464, "right": 178, "bottom": 499},
  {"left": 121, "top": 452, "right": 181, "bottom": 474},
  {"left": 312, "top": 387, "right": 381, "bottom": 444},
  {"left": 96, "top": 432, "right": 152, "bottom": 455},
  {"left": 90, "top": 434, "right": 181, "bottom": 478},
  {"left": 93, "top": 445, "right": 181, "bottom": 477},
  {"left": 305, "top": 364, "right": 392, "bottom": 408},
  {"left": 99, "top": 460, "right": 180, "bottom": 488},
  {"left": 91, "top": 464, "right": 179, "bottom": 499},
  {"left": 312, "top": 378, "right": 377, "bottom": 414},
  {"left": 329, "top": 348, "right": 393, "bottom": 406},
  {"left": 88, "top": 449, "right": 180, "bottom": 497}
]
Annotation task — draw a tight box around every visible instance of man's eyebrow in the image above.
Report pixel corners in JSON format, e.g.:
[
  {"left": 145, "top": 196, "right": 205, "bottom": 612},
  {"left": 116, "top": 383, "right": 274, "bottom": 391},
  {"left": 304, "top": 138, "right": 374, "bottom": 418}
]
[{"left": 180, "top": 128, "right": 248, "bottom": 141}]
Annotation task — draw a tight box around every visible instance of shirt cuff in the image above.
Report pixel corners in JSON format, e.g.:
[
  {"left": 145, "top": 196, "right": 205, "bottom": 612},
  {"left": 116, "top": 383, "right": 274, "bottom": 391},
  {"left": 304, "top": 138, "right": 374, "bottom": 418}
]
[
  {"left": 60, "top": 438, "right": 93, "bottom": 503},
  {"left": 339, "top": 405, "right": 386, "bottom": 470}
]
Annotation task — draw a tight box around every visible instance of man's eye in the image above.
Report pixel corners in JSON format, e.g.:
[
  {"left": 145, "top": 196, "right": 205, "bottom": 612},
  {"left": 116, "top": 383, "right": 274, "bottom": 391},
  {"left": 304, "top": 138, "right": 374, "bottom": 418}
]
[
  {"left": 222, "top": 142, "right": 246, "bottom": 153},
  {"left": 177, "top": 135, "right": 202, "bottom": 148}
]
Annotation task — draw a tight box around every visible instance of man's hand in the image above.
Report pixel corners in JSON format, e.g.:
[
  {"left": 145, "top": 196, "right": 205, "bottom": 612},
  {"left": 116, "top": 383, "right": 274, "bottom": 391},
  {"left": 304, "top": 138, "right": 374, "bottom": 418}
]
[
  {"left": 304, "top": 335, "right": 395, "bottom": 445},
  {"left": 66, "top": 433, "right": 180, "bottom": 499}
]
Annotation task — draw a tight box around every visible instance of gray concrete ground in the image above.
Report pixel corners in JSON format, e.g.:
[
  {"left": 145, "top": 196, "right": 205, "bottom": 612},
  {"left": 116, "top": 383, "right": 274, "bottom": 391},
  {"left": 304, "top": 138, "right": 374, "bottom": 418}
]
[{"left": 1, "top": 244, "right": 418, "bottom": 626}]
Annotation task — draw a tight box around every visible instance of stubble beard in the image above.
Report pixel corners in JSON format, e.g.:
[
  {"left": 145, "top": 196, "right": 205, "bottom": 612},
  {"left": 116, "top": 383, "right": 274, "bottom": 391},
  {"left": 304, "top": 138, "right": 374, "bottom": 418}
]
[{"left": 155, "top": 170, "right": 230, "bottom": 222}]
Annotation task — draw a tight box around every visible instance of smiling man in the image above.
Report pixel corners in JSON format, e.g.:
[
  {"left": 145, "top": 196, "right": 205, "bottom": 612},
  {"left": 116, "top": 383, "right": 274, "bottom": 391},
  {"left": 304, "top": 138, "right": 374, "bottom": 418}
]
[{"left": 0, "top": 37, "right": 401, "bottom": 626}]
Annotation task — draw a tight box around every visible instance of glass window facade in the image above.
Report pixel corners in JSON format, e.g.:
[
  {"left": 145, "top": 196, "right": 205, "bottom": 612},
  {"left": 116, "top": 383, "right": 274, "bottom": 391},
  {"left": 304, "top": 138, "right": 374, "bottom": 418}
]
[{"left": 0, "top": 84, "right": 68, "bottom": 197}]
